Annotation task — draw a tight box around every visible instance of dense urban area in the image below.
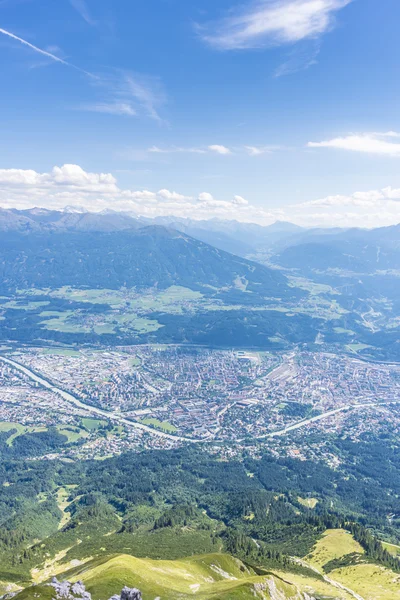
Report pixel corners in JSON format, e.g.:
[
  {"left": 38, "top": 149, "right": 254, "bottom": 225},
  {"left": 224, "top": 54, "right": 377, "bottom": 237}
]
[{"left": 1, "top": 345, "right": 400, "bottom": 462}]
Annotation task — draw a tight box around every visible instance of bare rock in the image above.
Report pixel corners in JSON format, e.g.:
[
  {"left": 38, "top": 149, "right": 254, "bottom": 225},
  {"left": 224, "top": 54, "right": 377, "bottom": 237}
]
[{"left": 108, "top": 588, "right": 142, "bottom": 600}]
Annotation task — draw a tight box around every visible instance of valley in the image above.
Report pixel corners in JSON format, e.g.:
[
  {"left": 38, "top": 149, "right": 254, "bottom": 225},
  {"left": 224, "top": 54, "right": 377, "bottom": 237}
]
[
  {"left": 1, "top": 345, "right": 400, "bottom": 460},
  {"left": 1, "top": 212, "right": 400, "bottom": 599}
]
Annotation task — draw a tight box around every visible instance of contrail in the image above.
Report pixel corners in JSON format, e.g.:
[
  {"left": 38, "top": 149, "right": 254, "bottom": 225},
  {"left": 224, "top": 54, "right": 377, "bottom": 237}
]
[{"left": 0, "top": 26, "right": 96, "bottom": 78}]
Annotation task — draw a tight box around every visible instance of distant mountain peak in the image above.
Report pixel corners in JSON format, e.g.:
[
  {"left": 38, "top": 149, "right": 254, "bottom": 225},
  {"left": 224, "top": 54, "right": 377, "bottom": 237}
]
[
  {"left": 266, "top": 220, "right": 304, "bottom": 232},
  {"left": 63, "top": 205, "right": 89, "bottom": 214}
]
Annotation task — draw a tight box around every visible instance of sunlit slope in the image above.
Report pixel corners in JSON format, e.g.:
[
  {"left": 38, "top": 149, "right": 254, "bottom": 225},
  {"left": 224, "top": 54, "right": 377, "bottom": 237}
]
[
  {"left": 12, "top": 536, "right": 400, "bottom": 600},
  {"left": 14, "top": 552, "right": 350, "bottom": 600},
  {"left": 64, "top": 553, "right": 301, "bottom": 600},
  {"left": 307, "top": 529, "right": 400, "bottom": 600},
  {"left": 307, "top": 528, "right": 365, "bottom": 569}
]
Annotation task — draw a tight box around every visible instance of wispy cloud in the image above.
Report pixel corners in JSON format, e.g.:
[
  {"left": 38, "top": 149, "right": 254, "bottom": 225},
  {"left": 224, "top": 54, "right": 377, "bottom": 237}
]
[
  {"left": 148, "top": 146, "right": 207, "bottom": 154},
  {"left": 69, "top": 0, "right": 96, "bottom": 26},
  {"left": 123, "top": 73, "right": 166, "bottom": 123},
  {"left": 245, "top": 145, "right": 274, "bottom": 156},
  {"left": 0, "top": 26, "right": 95, "bottom": 78},
  {"left": 274, "top": 40, "right": 320, "bottom": 76},
  {"left": 147, "top": 145, "right": 233, "bottom": 155},
  {"left": 85, "top": 71, "right": 167, "bottom": 122},
  {"left": 199, "top": 0, "right": 352, "bottom": 50},
  {"left": 146, "top": 144, "right": 280, "bottom": 157},
  {"left": 80, "top": 102, "right": 137, "bottom": 116},
  {"left": 0, "top": 27, "right": 166, "bottom": 123},
  {"left": 308, "top": 132, "right": 400, "bottom": 157}
]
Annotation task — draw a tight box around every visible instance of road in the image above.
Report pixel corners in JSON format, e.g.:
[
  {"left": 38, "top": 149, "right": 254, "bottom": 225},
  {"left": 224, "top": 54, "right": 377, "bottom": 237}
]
[
  {"left": 254, "top": 400, "right": 400, "bottom": 440},
  {"left": 0, "top": 355, "right": 198, "bottom": 443}
]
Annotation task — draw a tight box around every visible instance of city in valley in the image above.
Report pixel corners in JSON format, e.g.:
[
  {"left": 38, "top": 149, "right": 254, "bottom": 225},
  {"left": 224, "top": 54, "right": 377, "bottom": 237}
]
[{"left": 1, "top": 345, "right": 400, "bottom": 462}]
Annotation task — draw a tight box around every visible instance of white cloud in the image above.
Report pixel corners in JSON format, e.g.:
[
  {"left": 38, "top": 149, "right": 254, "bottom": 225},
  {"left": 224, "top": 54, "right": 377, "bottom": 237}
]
[
  {"left": 2, "top": 163, "right": 400, "bottom": 229},
  {"left": 233, "top": 195, "right": 249, "bottom": 205},
  {"left": 208, "top": 145, "right": 232, "bottom": 155},
  {"left": 0, "top": 27, "right": 95, "bottom": 78},
  {"left": 80, "top": 102, "right": 137, "bottom": 116},
  {"left": 308, "top": 132, "right": 400, "bottom": 157},
  {"left": 157, "top": 189, "right": 191, "bottom": 202},
  {"left": 0, "top": 164, "right": 276, "bottom": 223},
  {"left": 0, "top": 164, "right": 118, "bottom": 195},
  {"left": 287, "top": 185, "right": 400, "bottom": 228},
  {"left": 51, "top": 164, "right": 117, "bottom": 189},
  {"left": 298, "top": 186, "right": 400, "bottom": 208},
  {"left": 198, "top": 192, "right": 215, "bottom": 203},
  {"left": 200, "top": 0, "right": 352, "bottom": 50}
]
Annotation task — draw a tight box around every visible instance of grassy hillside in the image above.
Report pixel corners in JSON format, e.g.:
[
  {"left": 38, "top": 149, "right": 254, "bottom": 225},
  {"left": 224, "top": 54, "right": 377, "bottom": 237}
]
[
  {"left": 13, "top": 552, "right": 355, "bottom": 600},
  {"left": 306, "top": 529, "right": 400, "bottom": 600},
  {"left": 8, "top": 531, "right": 400, "bottom": 599},
  {"left": 307, "top": 528, "right": 365, "bottom": 570}
]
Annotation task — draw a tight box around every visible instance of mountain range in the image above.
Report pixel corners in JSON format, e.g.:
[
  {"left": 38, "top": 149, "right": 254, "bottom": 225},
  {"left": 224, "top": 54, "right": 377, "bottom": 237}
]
[
  {"left": 3, "top": 208, "right": 400, "bottom": 274},
  {"left": 1, "top": 207, "right": 400, "bottom": 356},
  {"left": 0, "top": 224, "right": 291, "bottom": 298}
]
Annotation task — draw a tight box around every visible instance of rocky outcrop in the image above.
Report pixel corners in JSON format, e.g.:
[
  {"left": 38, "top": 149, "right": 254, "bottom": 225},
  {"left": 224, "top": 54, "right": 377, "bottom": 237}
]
[
  {"left": 108, "top": 588, "right": 142, "bottom": 600},
  {"left": 49, "top": 580, "right": 142, "bottom": 600},
  {"left": 253, "top": 578, "right": 317, "bottom": 600},
  {"left": 50, "top": 578, "right": 91, "bottom": 600}
]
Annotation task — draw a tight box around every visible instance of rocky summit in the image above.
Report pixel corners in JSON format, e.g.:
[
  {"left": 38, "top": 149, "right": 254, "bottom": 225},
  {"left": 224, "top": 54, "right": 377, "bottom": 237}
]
[{"left": 50, "top": 579, "right": 142, "bottom": 600}]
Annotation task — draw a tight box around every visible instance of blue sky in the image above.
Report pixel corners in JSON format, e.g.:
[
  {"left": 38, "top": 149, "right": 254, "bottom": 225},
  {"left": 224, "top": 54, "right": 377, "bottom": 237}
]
[{"left": 0, "top": 0, "right": 400, "bottom": 227}]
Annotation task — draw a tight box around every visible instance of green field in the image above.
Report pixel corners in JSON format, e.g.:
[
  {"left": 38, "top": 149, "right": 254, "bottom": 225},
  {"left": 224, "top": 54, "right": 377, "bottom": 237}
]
[
  {"left": 141, "top": 417, "right": 178, "bottom": 433},
  {"left": 56, "top": 426, "right": 89, "bottom": 444},
  {"left": 81, "top": 417, "right": 108, "bottom": 431},
  {"left": 0, "top": 422, "right": 87, "bottom": 446},
  {"left": 346, "top": 343, "right": 373, "bottom": 353},
  {"left": 42, "top": 349, "right": 82, "bottom": 357},
  {"left": 0, "top": 300, "right": 50, "bottom": 311},
  {"left": 27, "top": 285, "right": 203, "bottom": 313},
  {"left": 288, "top": 276, "right": 340, "bottom": 296},
  {"left": 39, "top": 308, "right": 162, "bottom": 335},
  {"left": 0, "top": 422, "right": 47, "bottom": 445},
  {"left": 111, "top": 313, "right": 163, "bottom": 333},
  {"left": 334, "top": 327, "right": 356, "bottom": 335},
  {"left": 40, "top": 311, "right": 89, "bottom": 333}
]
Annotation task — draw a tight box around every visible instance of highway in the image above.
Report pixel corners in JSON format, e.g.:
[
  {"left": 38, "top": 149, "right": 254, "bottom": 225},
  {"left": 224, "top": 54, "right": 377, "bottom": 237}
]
[{"left": 255, "top": 400, "right": 400, "bottom": 440}]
